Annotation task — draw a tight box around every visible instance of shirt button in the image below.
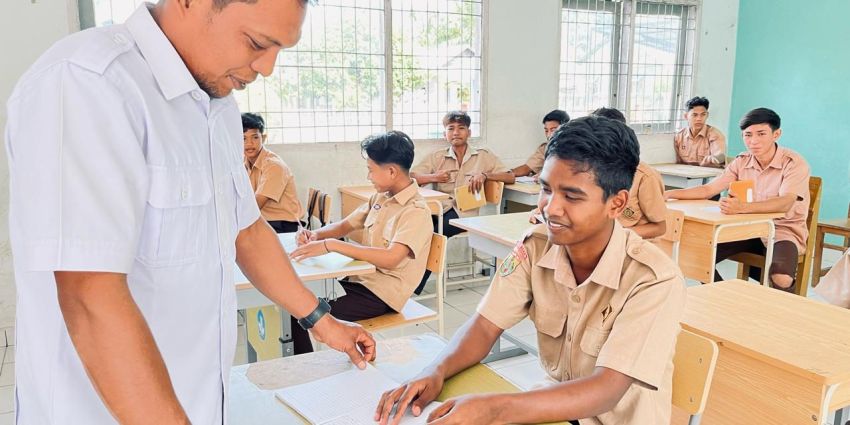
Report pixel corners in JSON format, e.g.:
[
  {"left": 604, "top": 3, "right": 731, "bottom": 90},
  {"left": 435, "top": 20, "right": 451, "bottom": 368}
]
[
  {"left": 631, "top": 247, "right": 641, "bottom": 255},
  {"left": 112, "top": 33, "right": 128, "bottom": 45},
  {"left": 191, "top": 91, "right": 203, "bottom": 101},
  {"left": 567, "top": 333, "right": 572, "bottom": 342},
  {"left": 181, "top": 189, "right": 189, "bottom": 199},
  {"left": 571, "top": 294, "right": 581, "bottom": 303}
]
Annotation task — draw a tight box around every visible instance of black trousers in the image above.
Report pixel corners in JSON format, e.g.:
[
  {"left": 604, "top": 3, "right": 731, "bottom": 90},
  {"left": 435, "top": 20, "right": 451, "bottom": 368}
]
[
  {"left": 291, "top": 280, "right": 392, "bottom": 354},
  {"left": 415, "top": 209, "right": 465, "bottom": 294},
  {"left": 268, "top": 220, "right": 304, "bottom": 234},
  {"left": 714, "top": 238, "right": 799, "bottom": 292}
]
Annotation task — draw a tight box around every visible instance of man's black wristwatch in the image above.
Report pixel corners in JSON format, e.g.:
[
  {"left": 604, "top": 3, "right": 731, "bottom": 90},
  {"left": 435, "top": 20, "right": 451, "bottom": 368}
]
[{"left": 297, "top": 298, "right": 331, "bottom": 330}]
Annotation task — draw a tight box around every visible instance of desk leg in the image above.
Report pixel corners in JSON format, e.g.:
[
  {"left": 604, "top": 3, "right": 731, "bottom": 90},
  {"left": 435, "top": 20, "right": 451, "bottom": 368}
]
[
  {"left": 762, "top": 222, "right": 776, "bottom": 286},
  {"left": 813, "top": 228, "right": 826, "bottom": 287},
  {"left": 280, "top": 311, "right": 294, "bottom": 357}
]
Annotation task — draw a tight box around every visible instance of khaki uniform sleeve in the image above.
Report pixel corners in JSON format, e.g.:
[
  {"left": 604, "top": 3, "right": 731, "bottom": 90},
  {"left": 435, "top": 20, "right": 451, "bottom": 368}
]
[
  {"left": 778, "top": 156, "right": 811, "bottom": 201},
  {"left": 673, "top": 131, "right": 684, "bottom": 163},
  {"left": 709, "top": 128, "right": 727, "bottom": 160},
  {"left": 596, "top": 275, "right": 686, "bottom": 389},
  {"left": 486, "top": 151, "right": 510, "bottom": 173},
  {"left": 343, "top": 195, "right": 375, "bottom": 231},
  {"left": 709, "top": 155, "right": 742, "bottom": 188},
  {"left": 255, "top": 160, "right": 287, "bottom": 202},
  {"left": 477, "top": 240, "right": 533, "bottom": 330},
  {"left": 411, "top": 151, "right": 437, "bottom": 175},
  {"left": 389, "top": 207, "right": 432, "bottom": 259},
  {"left": 637, "top": 170, "right": 667, "bottom": 224},
  {"left": 524, "top": 144, "right": 546, "bottom": 174}
]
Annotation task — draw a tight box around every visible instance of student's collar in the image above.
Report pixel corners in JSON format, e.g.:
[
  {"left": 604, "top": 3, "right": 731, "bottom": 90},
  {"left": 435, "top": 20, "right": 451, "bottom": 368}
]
[
  {"left": 125, "top": 4, "right": 202, "bottom": 101},
  {"left": 244, "top": 147, "right": 268, "bottom": 170},
  {"left": 444, "top": 145, "right": 479, "bottom": 161},
  {"left": 536, "top": 222, "right": 626, "bottom": 290},
  {"left": 389, "top": 179, "right": 420, "bottom": 205},
  {"left": 743, "top": 143, "right": 783, "bottom": 170},
  {"left": 690, "top": 124, "right": 710, "bottom": 139}
]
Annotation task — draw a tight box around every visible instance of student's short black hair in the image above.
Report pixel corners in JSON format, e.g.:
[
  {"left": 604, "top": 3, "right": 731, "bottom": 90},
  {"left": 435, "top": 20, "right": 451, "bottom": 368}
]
[
  {"left": 361, "top": 131, "right": 415, "bottom": 171},
  {"left": 545, "top": 116, "right": 639, "bottom": 200},
  {"left": 685, "top": 96, "right": 710, "bottom": 111},
  {"left": 739, "top": 107, "right": 781, "bottom": 131},
  {"left": 242, "top": 113, "right": 265, "bottom": 134},
  {"left": 590, "top": 107, "right": 627, "bottom": 123},
  {"left": 442, "top": 111, "right": 472, "bottom": 128},
  {"left": 542, "top": 110, "right": 570, "bottom": 125}
]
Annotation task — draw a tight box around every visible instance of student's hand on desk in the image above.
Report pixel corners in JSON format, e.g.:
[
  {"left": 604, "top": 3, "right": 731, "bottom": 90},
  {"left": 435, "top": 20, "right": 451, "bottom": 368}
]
[
  {"left": 296, "top": 228, "right": 317, "bottom": 246},
  {"left": 310, "top": 315, "right": 376, "bottom": 369},
  {"left": 719, "top": 196, "right": 747, "bottom": 215},
  {"left": 700, "top": 155, "right": 720, "bottom": 167},
  {"left": 532, "top": 174, "right": 539, "bottom": 183},
  {"left": 468, "top": 173, "right": 487, "bottom": 193},
  {"left": 528, "top": 207, "right": 542, "bottom": 224},
  {"left": 375, "top": 369, "right": 445, "bottom": 425},
  {"left": 290, "top": 240, "right": 328, "bottom": 261},
  {"left": 426, "top": 394, "right": 503, "bottom": 425}
]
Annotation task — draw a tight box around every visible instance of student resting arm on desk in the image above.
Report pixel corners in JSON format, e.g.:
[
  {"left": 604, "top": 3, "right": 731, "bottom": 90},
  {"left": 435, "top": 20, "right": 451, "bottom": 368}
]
[
  {"left": 665, "top": 107, "right": 810, "bottom": 292},
  {"left": 377, "top": 116, "right": 685, "bottom": 425}
]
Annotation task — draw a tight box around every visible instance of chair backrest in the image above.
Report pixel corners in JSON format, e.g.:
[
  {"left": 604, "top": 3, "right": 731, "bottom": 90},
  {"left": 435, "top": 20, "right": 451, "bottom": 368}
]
[
  {"left": 306, "top": 188, "right": 331, "bottom": 228},
  {"left": 657, "top": 209, "right": 685, "bottom": 262},
  {"left": 426, "top": 233, "right": 448, "bottom": 274},
  {"left": 484, "top": 180, "right": 505, "bottom": 205},
  {"left": 672, "top": 329, "right": 719, "bottom": 417},
  {"left": 804, "top": 176, "right": 823, "bottom": 257}
]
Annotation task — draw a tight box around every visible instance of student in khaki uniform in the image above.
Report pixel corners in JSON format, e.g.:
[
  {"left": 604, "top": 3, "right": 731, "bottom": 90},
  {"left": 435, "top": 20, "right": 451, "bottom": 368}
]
[
  {"left": 673, "top": 96, "right": 727, "bottom": 168},
  {"left": 666, "top": 108, "right": 810, "bottom": 292},
  {"left": 376, "top": 116, "right": 686, "bottom": 425},
  {"left": 411, "top": 111, "right": 516, "bottom": 238},
  {"left": 511, "top": 110, "right": 570, "bottom": 178},
  {"left": 243, "top": 113, "right": 304, "bottom": 233},
  {"left": 290, "top": 131, "right": 432, "bottom": 354},
  {"left": 532, "top": 107, "right": 667, "bottom": 240}
]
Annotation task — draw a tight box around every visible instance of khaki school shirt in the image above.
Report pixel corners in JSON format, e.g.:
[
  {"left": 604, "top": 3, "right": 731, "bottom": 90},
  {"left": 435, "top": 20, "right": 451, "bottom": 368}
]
[
  {"left": 619, "top": 162, "right": 667, "bottom": 230},
  {"left": 674, "top": 124, "right": 727, "bottom": 168},
  {"left": 344, "top": 181, "right": 433, "bottom": 312},
  {"left": 524, "top": 142, "right": 547, "bottom": 175},
  {"left": 245, "top": 148, "right": 302, "bottom": 222},
  {"left": 478, "top": 223, "right": 686, "bottom": 425},
  {"left": 411, "top": 146, "right": 509, "bottom": 217}
]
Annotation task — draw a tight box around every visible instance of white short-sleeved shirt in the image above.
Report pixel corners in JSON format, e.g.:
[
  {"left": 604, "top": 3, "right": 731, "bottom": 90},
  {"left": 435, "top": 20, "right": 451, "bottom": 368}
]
[{"left": 4, "top": 5, "right": 260, "bottom": 424}]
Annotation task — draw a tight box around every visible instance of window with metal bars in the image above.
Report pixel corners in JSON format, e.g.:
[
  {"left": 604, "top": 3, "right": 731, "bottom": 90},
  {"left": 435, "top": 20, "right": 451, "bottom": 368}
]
[
  {"left": 81, "top": 0, "right": 483, "bottom": 144},
  {"left": 559, "top": 0, "right": 697, "bottom": 133}
]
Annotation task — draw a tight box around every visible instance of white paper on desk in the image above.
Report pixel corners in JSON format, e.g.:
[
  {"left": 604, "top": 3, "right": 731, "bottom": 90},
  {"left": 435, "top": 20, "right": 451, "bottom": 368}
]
[
  {"left": 515, "top": 176, "right": 536, "bottom": 183},
  {"left": 275, "top": 364, "right": 441, "bottom": 424},
  {"left": 702, "top": 206, "right": 721, "bottom": 213}
]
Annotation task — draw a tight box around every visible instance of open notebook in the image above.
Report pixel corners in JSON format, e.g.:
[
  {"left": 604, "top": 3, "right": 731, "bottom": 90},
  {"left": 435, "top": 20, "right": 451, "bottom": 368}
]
[{"left": 275, "top": 364, "right": 441, "bottom": 425}]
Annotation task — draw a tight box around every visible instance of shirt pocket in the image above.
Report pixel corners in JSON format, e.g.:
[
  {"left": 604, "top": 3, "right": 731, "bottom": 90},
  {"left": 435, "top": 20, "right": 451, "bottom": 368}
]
[
  {"left": 137, "top": 166, "right": 212, "bottom": 268},
  {"left": 579, "top": 326, "right": 611, "bottom": 358},
  {"left": 529, "top": 302, "right": 568, "bottom": 374}
]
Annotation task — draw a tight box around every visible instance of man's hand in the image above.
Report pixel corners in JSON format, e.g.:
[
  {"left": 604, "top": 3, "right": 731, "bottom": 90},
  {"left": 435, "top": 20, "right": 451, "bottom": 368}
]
[
  {"left": 290, "top": 240, "right": 329, "bottom": 262},
  {"left": 432, "top": 170, "right": 452, "bottom": 184},
  {"left": 296, "top": 228, "right": 317, "bottom": 246},
  {"left": 528, "top": 207, "right": 542, "bottom": 224},
  {"left": 427, "top": 394, "right": 504, "bottom": 425},
  {"left": 375, "top": 369, "right": 446, "bottom": 425},
  {"left": 699, "top": 155, "right": 720, "bottom": 167},
  {"left": 719, "top": 196, "right": 747, "bottom": 215},
  {"left": 468, "top": 173, "right": 487, "bottom": 193},
  {"left": 310, "top": 315, "right": 376, "bottom": 369}
]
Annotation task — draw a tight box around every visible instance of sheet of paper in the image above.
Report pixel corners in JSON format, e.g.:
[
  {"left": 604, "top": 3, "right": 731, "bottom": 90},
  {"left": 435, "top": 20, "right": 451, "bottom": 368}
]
[
  {"left": 275, "top": 364, "right": 441, "bottom": 424},
  {"left": 702, "top": 206, "right": 721, "bottom": 213},
  {"left": 474, "top": 190, "right": 483, "bottom": 201},
  {"left": 515, "top": 176, "right": 537, "bottom": 183}
]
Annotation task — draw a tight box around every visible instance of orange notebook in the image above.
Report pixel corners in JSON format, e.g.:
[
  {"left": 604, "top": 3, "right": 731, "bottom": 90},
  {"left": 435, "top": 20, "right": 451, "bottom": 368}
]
[
  {"left": 454, "top": 184, "right": 486, "bottom": 212},
  {"left": 729, "top": 180, "right": 755, "bottom": 202}
]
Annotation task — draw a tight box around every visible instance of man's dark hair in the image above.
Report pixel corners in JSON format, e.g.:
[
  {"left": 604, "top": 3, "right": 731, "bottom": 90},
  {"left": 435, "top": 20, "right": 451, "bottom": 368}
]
[
  {"left": 542, "top": 110, "right": 570, "bottom": 125},
  {"left": 739, "top": 107, "right": 781, "bottom": 131},
  {"left": 242, "top": 112, "right": 265, "bottom": 134},
  {"left": 361, "top": 131, "right": 415, "bottom": 172},
  {"left": 213, "top": 0, "right": 315, "bottom": 11},
  {"left": 442, "top": 111, "right": 472, "bottom": 128},
  {"left": 545, "top": 116, "right": 639, "bottom": 200},
  {"left": 590, "top": 107, "right": 626, "bottom": 123},
  {"left": 685, "top": 96, "right": 710, "bottom": 111}
]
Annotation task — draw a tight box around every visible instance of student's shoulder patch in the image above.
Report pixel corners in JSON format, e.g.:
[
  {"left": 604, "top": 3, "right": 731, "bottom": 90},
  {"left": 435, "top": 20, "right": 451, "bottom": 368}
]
[{"left": 499, "top": 241, "right": 528, "bottom": 277}]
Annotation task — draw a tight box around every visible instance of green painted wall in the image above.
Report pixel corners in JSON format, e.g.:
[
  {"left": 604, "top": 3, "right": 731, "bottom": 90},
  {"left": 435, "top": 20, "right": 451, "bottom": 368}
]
[{"left": 728, "top": 0, "right": 850, "bottom": 221}]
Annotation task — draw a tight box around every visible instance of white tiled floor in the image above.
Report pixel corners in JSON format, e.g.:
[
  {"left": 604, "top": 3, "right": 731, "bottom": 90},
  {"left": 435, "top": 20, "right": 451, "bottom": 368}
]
[{"left": 1, "top": 252, "right": 845, "bottom": 421}]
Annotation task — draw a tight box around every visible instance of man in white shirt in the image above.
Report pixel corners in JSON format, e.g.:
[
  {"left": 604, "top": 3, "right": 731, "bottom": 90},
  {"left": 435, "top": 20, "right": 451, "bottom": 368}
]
[{"left": 4, "top": 0, "right": 375, "bottom": 423}]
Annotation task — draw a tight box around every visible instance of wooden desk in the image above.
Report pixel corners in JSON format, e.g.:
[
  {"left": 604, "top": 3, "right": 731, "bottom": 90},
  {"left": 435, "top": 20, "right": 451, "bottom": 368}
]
[
  {"left": 652, "top": 163, "right": 723, "bottom": 188},
  {"left": 234, "top": 233, "right": 375, "bottom": 359},
  {"left": 450, "top": 212, "right": 534, "bottom": 259},
  {"left": 502, "top": 182, "right": 541, "bottom": 211},
  {"left": 813, "top": 218, "right": 850, "bottom": 286},
  {"left": 229, "top": 334, "right": 568, "bottom": 424},
  {"left": 681, "top": 280, "right": 850, "bottom": 425},
  {"left": 666, "top": 200, "right": 783, "bottom": 284}
]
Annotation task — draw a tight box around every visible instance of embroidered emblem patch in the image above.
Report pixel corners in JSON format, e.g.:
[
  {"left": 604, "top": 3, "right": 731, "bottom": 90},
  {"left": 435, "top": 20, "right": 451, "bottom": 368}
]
[
  {"left": 499, "top": 242, "right": 528, "bottom": 277},
  {"left": 622, "top": 207, "right": 635, "bottom": 219}
]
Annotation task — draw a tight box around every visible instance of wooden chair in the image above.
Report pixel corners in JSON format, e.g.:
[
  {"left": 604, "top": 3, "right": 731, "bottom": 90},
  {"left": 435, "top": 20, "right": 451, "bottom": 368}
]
[
  {"left": 815, "top": 202, "right": 850, "bottom": 285},
  {"left": 656, "top": 209, "right": 685, "bottom": 263},
  {"left": 730, "top": 176, "right": 822, "bottom": 296},
  {"left": 357, "top": 233, "right": 447, "bottom": 336},
  {"left": 305, "top": 188, "right": 331, "bottom": 229},
  {"left": 672, "top": 329, "right": 719, "bottom": 425}
]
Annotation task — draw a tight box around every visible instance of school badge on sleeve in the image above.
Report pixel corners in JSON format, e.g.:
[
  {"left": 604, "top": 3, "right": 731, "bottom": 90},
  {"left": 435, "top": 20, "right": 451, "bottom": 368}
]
[{"left": 499, "top": 241, "right": 528, "bottom": 276}]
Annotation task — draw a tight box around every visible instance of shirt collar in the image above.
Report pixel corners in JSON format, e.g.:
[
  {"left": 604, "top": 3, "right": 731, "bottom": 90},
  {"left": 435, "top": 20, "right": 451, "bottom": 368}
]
[
  {"left": 536, "top": 221, "right": 627, "bottom": 290},
  {"left": 444, "top": 145, "right": 479, "bottom": 161},
  {"left": 125, "top": 4, "right": 201, "bottom": 101},
  {"left": 388, "top": 179, "right": 420, "bottom": 206},
  {"left": 244, "top": 147, "right": 269, "bottom": 171},
  {"left": 686, "top": 124, "right": 710, "bottom": 140},
  {"left": 743, "top": 143, "right": 785, "bottom": 170}
]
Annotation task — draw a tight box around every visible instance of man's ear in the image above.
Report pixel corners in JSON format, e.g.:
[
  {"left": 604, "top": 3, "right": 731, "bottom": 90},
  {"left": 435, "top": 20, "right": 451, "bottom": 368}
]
[{"left": 607, "top": 189, "right": 629, "bottom": 219}]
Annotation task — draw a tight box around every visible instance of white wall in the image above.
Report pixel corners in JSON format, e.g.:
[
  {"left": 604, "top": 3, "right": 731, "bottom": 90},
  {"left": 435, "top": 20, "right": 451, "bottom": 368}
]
[
  {"left": 0, "top": 0, "right": 740, "bottom": 328},
  {"left": 0, "top": 0, "right": 79, "bottom": 330}
]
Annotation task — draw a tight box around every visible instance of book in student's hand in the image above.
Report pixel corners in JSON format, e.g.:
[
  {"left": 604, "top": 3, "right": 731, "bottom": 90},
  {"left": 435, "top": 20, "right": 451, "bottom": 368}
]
[
  {"left": 454, "top": 184, "right": 486, "bottom": 212},
  {"left": 275, "top": 364, "right": 441, "bottom": 425},
  {"left": 729, "top": 180, "right": 755, "bottom": 203}
]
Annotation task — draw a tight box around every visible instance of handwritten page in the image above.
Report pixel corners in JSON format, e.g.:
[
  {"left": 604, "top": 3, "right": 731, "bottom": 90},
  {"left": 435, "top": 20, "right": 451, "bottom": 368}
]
[{"left": 275, "top": 364, "right": 441, "bottom": 424}]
